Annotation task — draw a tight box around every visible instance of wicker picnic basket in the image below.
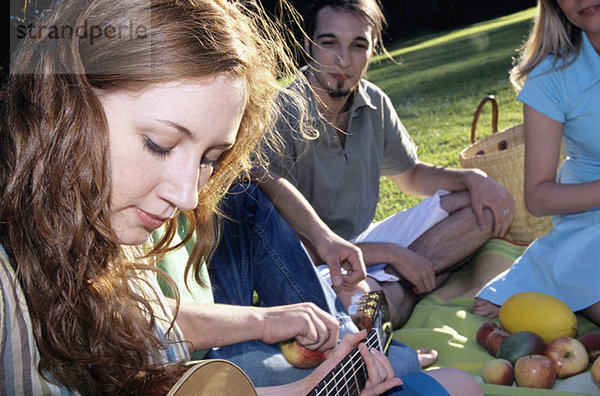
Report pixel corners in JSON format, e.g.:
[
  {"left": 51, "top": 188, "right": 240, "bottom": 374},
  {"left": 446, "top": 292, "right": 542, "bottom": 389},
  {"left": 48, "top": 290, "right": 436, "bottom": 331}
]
[{"left": 459, "top": 95, "right": 554, "bottom": 244}]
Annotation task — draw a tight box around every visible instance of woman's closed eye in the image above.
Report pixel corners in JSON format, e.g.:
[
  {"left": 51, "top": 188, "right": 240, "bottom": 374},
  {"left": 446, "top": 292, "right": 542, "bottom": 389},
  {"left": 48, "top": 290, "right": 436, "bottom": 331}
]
[{"left": 143, "top": 136, "right": 172, "bottom": 158}]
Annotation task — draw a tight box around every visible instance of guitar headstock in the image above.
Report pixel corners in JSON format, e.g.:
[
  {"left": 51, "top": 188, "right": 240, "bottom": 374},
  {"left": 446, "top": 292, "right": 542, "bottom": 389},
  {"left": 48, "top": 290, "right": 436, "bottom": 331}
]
[{"left": 348, "top": 291, "right": 393, "bottom": 353}]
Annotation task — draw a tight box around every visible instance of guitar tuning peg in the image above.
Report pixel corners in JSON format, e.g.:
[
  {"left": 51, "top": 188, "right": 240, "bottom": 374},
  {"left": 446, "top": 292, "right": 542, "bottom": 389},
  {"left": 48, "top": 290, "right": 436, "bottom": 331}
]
[
  {"left": 364, "top": 300, "right": 377, "bottom": 308},
  {"left": 350, "top": 292, "right": 363, "bottom": 305},
  {"left": 362, "top": 308, "right": 374, "bottom": 317},
  {"left": 348, "top": 304, "right": 358, "bottom": 315}
]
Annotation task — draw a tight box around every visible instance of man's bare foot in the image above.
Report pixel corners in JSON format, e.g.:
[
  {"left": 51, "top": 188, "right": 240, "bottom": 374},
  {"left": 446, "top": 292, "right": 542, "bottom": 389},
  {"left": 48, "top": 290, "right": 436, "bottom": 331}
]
[
  {"left": 417, "top": 348, "right": 438, "bottom": 368},
  {"left": 472, "top": 297, "right": 500, "bottom": 317}
]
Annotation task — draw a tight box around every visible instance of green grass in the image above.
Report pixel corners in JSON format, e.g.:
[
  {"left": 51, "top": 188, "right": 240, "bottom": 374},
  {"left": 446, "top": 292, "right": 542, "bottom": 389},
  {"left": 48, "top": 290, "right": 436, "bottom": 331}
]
[{"left": 368, "top": 7, "right": 537, "bottom": 220}]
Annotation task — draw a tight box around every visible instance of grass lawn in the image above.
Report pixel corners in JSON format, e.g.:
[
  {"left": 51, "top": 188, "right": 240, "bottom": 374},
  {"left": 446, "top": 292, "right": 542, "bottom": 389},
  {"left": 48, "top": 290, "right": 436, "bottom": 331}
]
[{"left": 368, "top": 7, "right": 537, "bottom": 221}]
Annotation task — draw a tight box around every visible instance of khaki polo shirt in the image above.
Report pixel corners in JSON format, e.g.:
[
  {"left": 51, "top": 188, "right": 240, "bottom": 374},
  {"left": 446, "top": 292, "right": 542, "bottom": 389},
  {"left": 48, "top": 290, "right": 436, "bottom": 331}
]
[{"left": 268, "top": 76, "right": 418, "bottom": 240}]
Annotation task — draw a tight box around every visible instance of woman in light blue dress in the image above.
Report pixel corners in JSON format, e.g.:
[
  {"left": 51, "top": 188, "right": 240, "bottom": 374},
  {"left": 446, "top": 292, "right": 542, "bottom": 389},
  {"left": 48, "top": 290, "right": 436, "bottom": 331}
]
[{"left": 473, "top": 0, "right": 600, "bottom": 322}]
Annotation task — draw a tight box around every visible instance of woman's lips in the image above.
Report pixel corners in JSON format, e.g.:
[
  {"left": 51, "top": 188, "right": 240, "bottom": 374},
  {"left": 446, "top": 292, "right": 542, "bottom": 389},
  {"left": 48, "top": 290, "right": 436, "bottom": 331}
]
[
  {"left": 134, "top": 207, "right": 167, "bottom": 230},
  {"left": 580, "top": 4, "right": 600, "bottom": 16}
]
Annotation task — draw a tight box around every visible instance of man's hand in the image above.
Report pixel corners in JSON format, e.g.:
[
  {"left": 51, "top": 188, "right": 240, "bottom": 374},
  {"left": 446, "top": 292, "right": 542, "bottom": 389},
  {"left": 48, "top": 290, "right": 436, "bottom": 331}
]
[
  {"left": 314, "top": 231, "right": 367, "bottom": 287},
  {"left": 356, "top": 242, "right": 436, "bottom": 295},
  {"left": 384, "top": 245, "right": 436, "bottom": 294},
  {"left": 465, "top": 169, "right": 515, "bottom": 236},
  {"left": 259, "top": 303, "right": 340, "bottom": 352},
  {"left": 392, "top": 162, "right": 515, "bottom": 237}
]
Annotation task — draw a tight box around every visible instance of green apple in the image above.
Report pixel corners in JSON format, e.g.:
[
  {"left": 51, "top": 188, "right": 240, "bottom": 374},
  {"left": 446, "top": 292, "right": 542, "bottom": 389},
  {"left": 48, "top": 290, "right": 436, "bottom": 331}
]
[{"left": 497, "top": 331, "right": 546, "bottom": 365}]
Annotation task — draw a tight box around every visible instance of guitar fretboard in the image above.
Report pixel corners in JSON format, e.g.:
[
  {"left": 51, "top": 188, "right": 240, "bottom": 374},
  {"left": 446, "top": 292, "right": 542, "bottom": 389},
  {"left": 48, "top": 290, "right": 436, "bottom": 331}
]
[{"left": 307, "top": 329, "right": 382, "bottom": 396}]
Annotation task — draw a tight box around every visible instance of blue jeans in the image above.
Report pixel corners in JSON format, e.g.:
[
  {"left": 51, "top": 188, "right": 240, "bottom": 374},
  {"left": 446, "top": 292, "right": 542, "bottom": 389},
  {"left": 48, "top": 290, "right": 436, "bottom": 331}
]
[{"left": 207, "top": 184, "right": 421, "bottom": 387}]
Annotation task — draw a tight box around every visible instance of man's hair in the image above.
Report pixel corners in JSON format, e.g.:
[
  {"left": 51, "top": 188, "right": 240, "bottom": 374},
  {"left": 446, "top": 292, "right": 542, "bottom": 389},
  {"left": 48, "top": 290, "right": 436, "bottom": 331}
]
[{"left": 305, "top": 0, "right": 387, "bottom": 55}]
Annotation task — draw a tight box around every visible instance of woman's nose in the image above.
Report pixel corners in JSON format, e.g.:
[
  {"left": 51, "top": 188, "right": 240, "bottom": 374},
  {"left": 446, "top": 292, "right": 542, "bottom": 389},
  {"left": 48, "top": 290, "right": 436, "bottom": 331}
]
[{"left": 161, "top": 164, "right": 204, "bottom": 212}]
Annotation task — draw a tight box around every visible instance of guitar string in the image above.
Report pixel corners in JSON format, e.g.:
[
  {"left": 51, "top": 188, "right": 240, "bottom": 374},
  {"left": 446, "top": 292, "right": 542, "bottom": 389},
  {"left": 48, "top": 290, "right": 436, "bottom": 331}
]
[
  {"left": 311, "top": 296, "right": 382, "bottom": 395},
  {"left": 317, "top": 344, "right": 366, "bottom": 395},
  {"left": 310, "top": 292, "right": 386, "bottom": 396},
  {"left": 312, "top": 345, "right": 364, "bottom": 395},
  {"left": 313, "top": 346, "right": 365, "bottom": 396},
  {"left": 312, "top": 330, "right": 382, "bottom": 395}
]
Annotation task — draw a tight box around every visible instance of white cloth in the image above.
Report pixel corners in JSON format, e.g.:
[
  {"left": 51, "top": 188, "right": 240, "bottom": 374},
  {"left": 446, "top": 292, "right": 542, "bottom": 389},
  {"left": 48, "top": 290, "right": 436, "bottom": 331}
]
[{"left": 318, "top": 190, "right": 449, "bottom": 284}]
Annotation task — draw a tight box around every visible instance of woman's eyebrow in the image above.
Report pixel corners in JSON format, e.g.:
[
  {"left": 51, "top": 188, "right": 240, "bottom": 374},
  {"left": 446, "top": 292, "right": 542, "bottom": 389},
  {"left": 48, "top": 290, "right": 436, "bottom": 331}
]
[
  {"left": 153, "top": 118, "right": 236, "bottom": 149},
  {"left": 154, "top": 118, "right": 193, "bottom": 138}
]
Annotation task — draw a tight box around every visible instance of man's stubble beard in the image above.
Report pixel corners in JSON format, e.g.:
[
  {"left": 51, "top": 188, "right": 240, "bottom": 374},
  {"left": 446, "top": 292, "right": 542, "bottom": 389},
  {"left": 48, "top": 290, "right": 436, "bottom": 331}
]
[
  {"left": 312, "top": 68, "right": 352, "bottom": 99},
  {"left": 328, "top": 81, "right": 351, "bottom": 98}
]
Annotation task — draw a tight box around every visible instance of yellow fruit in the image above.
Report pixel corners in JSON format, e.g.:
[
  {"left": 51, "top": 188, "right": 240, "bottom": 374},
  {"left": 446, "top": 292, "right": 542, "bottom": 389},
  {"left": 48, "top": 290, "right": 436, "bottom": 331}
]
[{"left": 499, "top": 292, "right": 577, "bottom": 344}]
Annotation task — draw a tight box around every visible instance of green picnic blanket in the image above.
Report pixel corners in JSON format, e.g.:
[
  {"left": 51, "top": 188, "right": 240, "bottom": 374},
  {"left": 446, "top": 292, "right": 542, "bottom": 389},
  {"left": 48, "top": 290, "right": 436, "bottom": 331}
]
[
  {"left": 391, "top": 238, "right": 600, "bottom": 395},
  {"left": 392, "top": 294, "right": 600, "bottom": 395}
]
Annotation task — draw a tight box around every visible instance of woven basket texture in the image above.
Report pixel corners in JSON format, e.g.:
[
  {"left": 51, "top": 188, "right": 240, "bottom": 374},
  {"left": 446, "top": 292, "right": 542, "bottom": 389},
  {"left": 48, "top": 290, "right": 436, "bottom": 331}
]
[
  {"left": 459, "top": 124, "right": 552, "bottom": 243},
  {"left": 460, "top": 114, "right": 557, "bottom": 244}
]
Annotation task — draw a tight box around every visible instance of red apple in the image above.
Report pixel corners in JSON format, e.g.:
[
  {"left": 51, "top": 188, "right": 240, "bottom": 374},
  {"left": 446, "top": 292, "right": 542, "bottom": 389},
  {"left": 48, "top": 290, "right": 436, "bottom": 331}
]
[
  {"left": 580, "top": 332, "right": 600, "bottom": 363},
  {"left": 591, "top": 355, "right": 600, "bottom": 388},
  {"left": 497, "top": 331, "right": 546, "bottom": 365},
  {"left": 481, "top": 358, "right": 514, "bottom": 386},
  {"left": 544, "top": 337, "right": 589, "bottom": 378},
  {"left": 280, "top": 339, "right": 326, "bottom": 369},
  {"left": 476, "top": 322, "right": 502, "bottom": 348},
  {"left": 487, "top": 328, "right": 511, "bottom": 357},
  {"left": 514, "top": 355, "right": 556, "bottom": 389}
]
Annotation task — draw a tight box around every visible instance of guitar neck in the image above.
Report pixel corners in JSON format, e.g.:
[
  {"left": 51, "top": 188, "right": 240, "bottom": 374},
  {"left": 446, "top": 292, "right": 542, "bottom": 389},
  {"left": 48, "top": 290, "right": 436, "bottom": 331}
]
[
  {"left": 308, "top": 328, "right": 384, "bottom": 396},
  {"left": 308, "top": 291, "right": 392, "bottom": 396}
]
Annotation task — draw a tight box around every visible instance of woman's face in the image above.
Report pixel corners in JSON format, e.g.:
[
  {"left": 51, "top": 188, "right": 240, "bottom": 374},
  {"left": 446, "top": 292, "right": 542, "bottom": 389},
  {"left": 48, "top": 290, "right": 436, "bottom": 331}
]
[
  {"left": 99, "top": 74, "right": 246, "bottom": 245},
  {"left": 557, "top": 0, "right": 600, "bottom": 49}
]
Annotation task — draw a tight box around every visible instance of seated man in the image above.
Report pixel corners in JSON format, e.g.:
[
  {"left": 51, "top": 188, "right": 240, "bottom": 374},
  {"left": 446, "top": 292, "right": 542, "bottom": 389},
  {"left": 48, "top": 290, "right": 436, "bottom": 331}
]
[
  {"left": 264, "top": 0, "right": 516, "bottom": 328},
  {"left": 156, "top": 184, "right": 483, "bottom": 395}
]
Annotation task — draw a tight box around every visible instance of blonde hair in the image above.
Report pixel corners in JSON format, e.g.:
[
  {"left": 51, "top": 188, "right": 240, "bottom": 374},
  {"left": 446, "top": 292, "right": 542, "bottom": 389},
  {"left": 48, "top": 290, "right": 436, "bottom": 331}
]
[
  {"left": 1, "top": 0, "right": 302, "bottom": 393},
  {"left": 510, "top": 0, "right": 582, "bottom": 90}
]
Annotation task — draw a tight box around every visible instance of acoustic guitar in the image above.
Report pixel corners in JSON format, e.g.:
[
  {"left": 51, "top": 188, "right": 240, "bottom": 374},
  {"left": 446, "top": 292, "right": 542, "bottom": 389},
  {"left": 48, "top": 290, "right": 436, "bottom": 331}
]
[
  {"left": 168, "top": 291, "right": 392, "bottom": 396},
  {"left": 167, "top": 359, "right": 257, "bottom": 396}
]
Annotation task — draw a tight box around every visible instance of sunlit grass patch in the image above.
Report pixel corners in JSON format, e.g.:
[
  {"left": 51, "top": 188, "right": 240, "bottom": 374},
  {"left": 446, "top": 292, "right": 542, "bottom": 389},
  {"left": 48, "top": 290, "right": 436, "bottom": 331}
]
[{"left": 369, "top": 8, "right": 536, "bottom": 220}]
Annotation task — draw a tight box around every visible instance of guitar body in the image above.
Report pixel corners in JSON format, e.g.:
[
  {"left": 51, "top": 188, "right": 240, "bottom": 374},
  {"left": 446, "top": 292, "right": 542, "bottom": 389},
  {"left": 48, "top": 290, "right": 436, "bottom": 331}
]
[{"left": 167, "top": 359, "right": 257, "bottom": 396}]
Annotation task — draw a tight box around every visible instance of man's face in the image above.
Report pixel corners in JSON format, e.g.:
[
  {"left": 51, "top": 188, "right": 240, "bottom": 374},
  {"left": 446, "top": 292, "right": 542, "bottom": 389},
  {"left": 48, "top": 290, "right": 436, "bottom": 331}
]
[{"left": 305, "top": 6, "right": 374, "bottom": 99}]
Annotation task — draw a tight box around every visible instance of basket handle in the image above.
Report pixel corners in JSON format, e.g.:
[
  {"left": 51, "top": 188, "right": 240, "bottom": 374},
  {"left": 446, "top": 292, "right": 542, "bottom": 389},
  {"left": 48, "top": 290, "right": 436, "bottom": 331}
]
[{"left": 470, "top": 95, "right": 498, "bottom": 143}]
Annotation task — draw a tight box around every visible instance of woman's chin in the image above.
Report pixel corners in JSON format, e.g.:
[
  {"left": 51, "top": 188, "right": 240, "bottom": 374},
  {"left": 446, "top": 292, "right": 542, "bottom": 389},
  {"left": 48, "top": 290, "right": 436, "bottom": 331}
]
[{"left": 116, "top": 229, "right": 153, "bottom": 246}]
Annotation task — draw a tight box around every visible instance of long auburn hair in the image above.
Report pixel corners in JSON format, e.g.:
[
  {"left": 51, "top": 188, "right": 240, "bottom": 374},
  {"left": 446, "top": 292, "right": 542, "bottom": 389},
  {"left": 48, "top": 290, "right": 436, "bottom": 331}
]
[
  {"left": 0, "top": 0, "right": 302, "bottom": 393},
  {"left": 509, "top": 0, "right": 582, "bottom": 90}
]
